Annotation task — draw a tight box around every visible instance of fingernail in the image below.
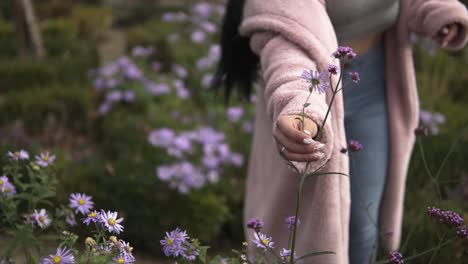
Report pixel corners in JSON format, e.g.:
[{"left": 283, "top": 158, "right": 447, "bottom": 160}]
[
  {"left": 314, "top": 143, "right": 325, "bottom": 151},
  {"left": 303, "top": 138, "right": 314, "bottom": 144},
  {"left": 303, "top": 129, "right": 311, "bottom": 135},
  {"left": 442, "top": 27, "right": 449, "bottom": 35}
]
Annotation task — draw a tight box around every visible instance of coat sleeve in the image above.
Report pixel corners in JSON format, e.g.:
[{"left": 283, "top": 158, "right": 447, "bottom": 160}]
[
  {"left": 407, "top": 0, "right": 468, "bottom": 50},
  {"left": 250, "top": 32, "right": 335, "bottom": 171}
]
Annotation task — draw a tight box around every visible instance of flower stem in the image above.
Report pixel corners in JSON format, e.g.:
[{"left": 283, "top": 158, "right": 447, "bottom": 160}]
[
  {"left": 417, "top": 138, "right": 442, "bottom": 201},
  {"left": 290, "top": 173, "right": 307, "bottom": 263}
]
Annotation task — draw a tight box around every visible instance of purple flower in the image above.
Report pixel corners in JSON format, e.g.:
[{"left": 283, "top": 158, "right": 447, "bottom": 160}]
[
  {"left": 82, "top": 210, "right": 100, "bottom": 226},
  {"left": 69, "top": 193, "right": 94, "bottom": 215},
  {"left": 40, "top": 247, "right": 74, "bottom": 264},
  {"left": 65, "top": 212, "right": 77, "bottom": 226},
  {"left": 252, "top": 233, "right": 274, "bottom": 250},
  {"left": 160, "top": 228, "right": 188, "bottom": 257},
  {"left": 191, "top": 30, "right": 206, "bottom": 43},
  {"left": 144, "top": 81, "right": 170, "bottom": 96},
  {"left": 181, "top": 241, "right": 200, "bottom": 261},
  {"left": 202, "top": 155, "right": 220, "bottom": 169},
  {"left": 123, "top": 64, "right": 142, "bottom": 80},
  {"left": 427, "top": 206, "right": 464, "bottom": 228},
  {"left": 192, "top": 2, "right": 213, "bottom": 18},
  {"left": 226, "top": 106, "right": 244, "bottom": 122},
  {"left": 100, "top": 210, "right": 124, "bottom": 234},
  {"left": 332, "top": 46, "right": 356, "bottom": 60},
  {"left": 172, "top": 64, "right": 188, "bottom": 79},
  {"left": 200, "top": 21, "right": 217, "bottom": 33},
  {"left": 30, "top": 209, "right": 51, "bottom": 229},
  {"left": 148, "top": 128, "right": 176, "bottom": 148},
  {"left": 98, "top": 102, "right": 112, "bottom": 116},
  {"left": 247, "top": 218, "right": 264, "bottom": 232},
  {"left": 348, "top": 140, "right": 363, "bottom": 152},
  {"left": 35, "top": 152, "right": 56, "bottom": 167},
  {"left": 7, "top": 150, "right": 29, "bottom": 160},
  {"left": 419, "top": 110, "right": 445, "bottom": 135},
  {"left": 349, "top": 72, "right": 360, "bottom": 83},
  {"left": 201, "top": 73, "right": 213, "bottom": 89},
  {"left": 157, "top": 165, "right": 176, "bottom": 181},
  {"left": 117, "top": 239, "right": 135, "bottom": 260},
  {"left": 173, "top": 135, "right": 192, "bottom": 152},
  {"left": 327, "top": 64, "right": 339, "bottom": 75},
  {"left": 388, "top": 251, "right": 404, "bottom": 264},
  {"left": 228, "top": 153, "right": 244, "bottom": 167},
  {"left": 131, "top": 46, "right": 154, "bottom": 58},
  {"left": 285, "top": 216, "right": 300, "bottom": 230},
  {"left": 300, "top": 70, "right": 330, "bottom": 94},
  {"left": 113, "top": 255, "right": 135, "bottom": 264},
  {"left": 0, "top": 176, "right": 16, "bottom": 197},
  {"left": 457, "top": 226, "right": 468, "bottom": 239}
]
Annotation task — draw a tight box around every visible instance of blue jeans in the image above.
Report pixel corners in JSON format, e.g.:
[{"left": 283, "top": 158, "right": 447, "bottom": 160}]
[{"left": 343, "top": 41, "right": 389, "bottom": 264}]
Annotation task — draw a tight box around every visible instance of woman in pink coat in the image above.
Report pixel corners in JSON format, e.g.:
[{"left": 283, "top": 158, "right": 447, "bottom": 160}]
[{"left": 213, "top": 0, "right": 468, "bottom": 263}]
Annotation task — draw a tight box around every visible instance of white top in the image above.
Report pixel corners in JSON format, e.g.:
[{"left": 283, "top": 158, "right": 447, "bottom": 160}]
[{"left": 326, "top": 0, "right": 400, "bottom": 42}]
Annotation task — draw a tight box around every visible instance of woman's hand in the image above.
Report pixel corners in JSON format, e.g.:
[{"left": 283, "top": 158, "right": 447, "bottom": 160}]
[
  {"left": 434, "top": 23, "right": 459, "bottom": 48},
  {"left": 274, "top": 115, "right": 325, "bottom": 162}
]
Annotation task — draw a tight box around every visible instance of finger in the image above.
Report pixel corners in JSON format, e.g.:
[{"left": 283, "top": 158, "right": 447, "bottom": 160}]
[
  {"left": 277, "top": 116, "right": 316, "bottom": 145},
  {"left": 442, "top": 25, "right": 458, "bottom": 47},
  {"left": 281, "top": 150, "right": 325, "bottom": 162},
  {"left": 274, "top": 129, "right": 325, "bottom": 154}
]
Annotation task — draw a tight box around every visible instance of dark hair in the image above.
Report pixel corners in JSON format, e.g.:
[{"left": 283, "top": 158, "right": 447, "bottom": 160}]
[{"left": 211, "top": 0, "right": 259, "bottom": 102}]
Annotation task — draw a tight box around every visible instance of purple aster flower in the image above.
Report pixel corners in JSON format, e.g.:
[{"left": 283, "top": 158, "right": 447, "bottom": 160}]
[
  {"left": 131, "top": 46, "right": 154, "bottom": 58},
  {"left": 247, "top": 218, "right": 264, "bottom": 232},
  {"left": 0, "top": 176, "right": 16, "bottom": 197},
  {"left": 173, "top": 135, "right": 192, "bottom": 152},
  {"left": 162, "top": 12, "right": 175, "bottom": 22},
  {"left": 160, "top": 228, "right": 188, "bottom": 257},
  {"left": 69, "top": 193, "right": 94, "bottom": 215},
  {"left": 191, "top": 30, "right": 206, "bottom": 43},
  {"left": 202, "top": 155, "right": 220, "bottom": 169},
  {"left": 196, "top": 57, "right": 213, "bottom": 71},
  {"left": 98, "top": 102, "right": 112, "bottom": 116},
  {"left": 100, "top": 210, "right": 124, "bottom": 234},
  {"left": 93, "top": 78, "right": 106, "bottom": 90},
  {"left": 300, "top": 70, "right": 330, "bottom": 94},
  {"left": 35, "top": 152, "right": 56, "bottom": 167},
  {"left": 181, "top": 243, "right": 200, "bottom": 261},
  {"left": 327, "top": 64, "right": 339, "bottom": 75},
  {"left": 172, "top": 64, "right": 188, "bottom": 79},
  {"left": 252, "top": 233, "right": 274, "bottom": 250},
  {"left": 419, "top": 110, "right": 446, "bottom": 135},
  {"left": 123, "top": 64, "right": 143, "bottom": 80},
  {"left": 148, "top": 128, "right": 176, "bottom": 148},
  {"left": 157, "top": 165, "right": 176, "bottom": 181},
  {"left": 144, "top": 81, "right": 170, "bottom": 96},
  {"left": 226, "top": 106, "right": 244, "bottom": 122},
  {"left": 388, "top": 251, "right": 404, "bottom": 264},
  {"left": 40, "top": 247, "right": 74, "bottom": 264},
  {"left": 7, "top": 150, "right": 29, "bottom": 160},
  {"left": 106, "top": 91, "right": 122, "bottom": 102},
  {"left": 82, "top": 210, "right": 100, "bottom": 226},
  {"left": 285, "top": 216, "right": 300, "bottom": 230},
  {"left": 193, "top": 127, "right": 225, "bottom": 144},
  {"left": 117, "top": 239, "right": 135, "bottom": 260},
  {"left": 32, "top": 209, "right": 51, "bottom": 229},
  {"left": 348, "top": 140, "right": 363, "bottom": 152},
  {"left": 64, "top": 211, "right": 77, "bottom": 226},
  {"left": 280, "top": 248, "right": 298, "bottom": 262},
  {"left": 200, "top": 21, "right": 217, "bottom": 33},
  {"left": 201, "top": 73, "right": 213, "bottom": 89},
  {"left": 192, "top": 2, "right": 213, "bottom": 18},
  {"left": 457, "top": 226, "right": 468, "bottom": 239},
  {"left": 113, "top": 254, "right": 135, "bottom": 264},
  {"left": 349, "top": 72, "right": 360, "bottom": 83},
  {"left": 206, "top": 170, "right": 220, "bottom": 183}
]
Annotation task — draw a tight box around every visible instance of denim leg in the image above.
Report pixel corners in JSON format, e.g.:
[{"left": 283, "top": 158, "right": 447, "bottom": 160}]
[
  {"left": 343, "top": 41, "right": 389, "bottom": 264},
  {"left": 346, "top": 105, "right": 388, "bottom": 264}
]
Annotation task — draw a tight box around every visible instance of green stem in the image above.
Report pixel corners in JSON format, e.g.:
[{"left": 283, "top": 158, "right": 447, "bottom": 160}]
[
  {"left": 289, "top": 173, "right": 307, "bottom": 264},
  {"left": 428, "top": 232, "right": 447, "bottom": 264},
  {"left": 417, "top": 138, "right": 442, "bottom": 201},
  {"left": 434, "top": 125, "right": 468, "bottom": 182}
]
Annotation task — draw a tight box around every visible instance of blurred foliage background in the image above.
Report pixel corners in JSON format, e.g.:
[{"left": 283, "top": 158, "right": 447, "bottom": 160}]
[{"left": 0, "top": 0, "right": 467, "bottom": 262}]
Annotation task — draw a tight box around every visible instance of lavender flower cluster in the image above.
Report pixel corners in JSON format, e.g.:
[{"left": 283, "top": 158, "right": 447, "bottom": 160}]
[
  {"left": 427, "top": 206, "right": 464, "bottom": 228},
  {"left": 388, "top": 251, "right": 404, "bottom": 264},
  {"left": 149, "top": 126, "right": 243, "bottom": 193}
]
